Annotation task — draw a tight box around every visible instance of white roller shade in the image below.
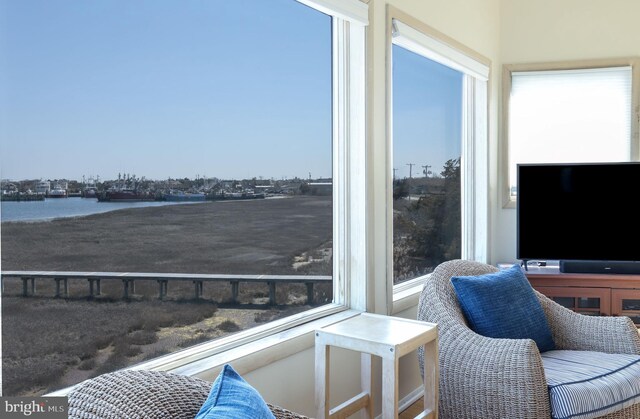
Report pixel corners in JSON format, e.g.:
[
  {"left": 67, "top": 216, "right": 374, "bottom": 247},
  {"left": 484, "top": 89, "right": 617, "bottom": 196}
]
[{"left": 509, "top": 66, "right": 633, "bottom": 192}]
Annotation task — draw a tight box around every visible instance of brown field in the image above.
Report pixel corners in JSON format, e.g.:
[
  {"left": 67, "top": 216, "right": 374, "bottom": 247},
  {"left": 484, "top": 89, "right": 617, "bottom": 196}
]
[{"left": 1, "top": 195, "right": 332, "bottom": 396}]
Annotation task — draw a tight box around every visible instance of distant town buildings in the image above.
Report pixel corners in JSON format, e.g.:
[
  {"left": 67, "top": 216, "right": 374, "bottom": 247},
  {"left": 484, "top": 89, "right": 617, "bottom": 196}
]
[{"left": 1, "top": 175, "right": 333, "bottom": 200}]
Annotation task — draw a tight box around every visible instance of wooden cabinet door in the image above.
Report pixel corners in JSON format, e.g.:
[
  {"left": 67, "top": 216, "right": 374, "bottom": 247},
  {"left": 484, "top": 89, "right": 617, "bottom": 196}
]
[
  {"left": 534, "top": 286, "right": 611, "bottom": 316},
  {"left": 612, "top": 289, "right": 640, "bottom": 326}
]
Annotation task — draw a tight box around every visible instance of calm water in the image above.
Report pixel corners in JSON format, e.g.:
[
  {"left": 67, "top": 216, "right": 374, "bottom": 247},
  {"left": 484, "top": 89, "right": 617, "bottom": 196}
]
[{"left": 1, "top": 198, "right": 200, "bottom": 222}]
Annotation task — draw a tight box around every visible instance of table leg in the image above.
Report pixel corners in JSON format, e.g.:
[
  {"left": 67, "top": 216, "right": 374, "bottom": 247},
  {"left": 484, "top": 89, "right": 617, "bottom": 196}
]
[
  {"left": 423, "top": 337, "right": 439, "bottom": 418},
  {"left": 382, "top": 356, "right": 399, "bottom": 418},
  {"left": 361, "top": 353, "right": 374, "bottom": 419},
  {"left": 315, "top": 340, "right": 330, "bottom": 419}
]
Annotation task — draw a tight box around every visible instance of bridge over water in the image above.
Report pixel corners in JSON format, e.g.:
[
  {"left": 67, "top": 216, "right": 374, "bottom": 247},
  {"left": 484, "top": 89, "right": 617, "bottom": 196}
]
[{"left": 0, "top": 271, "right": 332, "bottom": 305}]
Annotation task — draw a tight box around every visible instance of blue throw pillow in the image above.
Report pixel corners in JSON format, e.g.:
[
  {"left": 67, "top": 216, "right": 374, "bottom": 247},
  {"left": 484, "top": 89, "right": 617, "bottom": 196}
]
[
  {"left": 195, "top": 364, "right": 275, "bottom": 419},
  {"left": 450, "top": 263, "right": 556, "bottom": 352}
]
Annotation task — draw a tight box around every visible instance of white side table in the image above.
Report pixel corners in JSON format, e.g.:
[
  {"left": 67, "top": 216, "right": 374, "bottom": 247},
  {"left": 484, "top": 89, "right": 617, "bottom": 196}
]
[{"left": 315, "top": 312, "right": 438, "bottom": 419}]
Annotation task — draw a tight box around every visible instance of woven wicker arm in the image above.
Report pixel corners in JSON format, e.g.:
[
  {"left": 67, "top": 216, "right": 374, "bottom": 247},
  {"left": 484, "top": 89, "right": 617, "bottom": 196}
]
[
  {"left": 67, "top": 369, "right": 309, "bottom": 419},
  {"left": 537, "top": 292, "right": 640, "bottom": 354},
  {"left": 424, "top": 323, "right": 550, "bottom": 419},
  {"left": 417, "top": 259, "right": 551, "bottom": 419}
]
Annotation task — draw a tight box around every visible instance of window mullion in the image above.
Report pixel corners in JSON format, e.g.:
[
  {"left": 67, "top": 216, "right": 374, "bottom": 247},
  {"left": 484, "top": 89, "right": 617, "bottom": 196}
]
[
  {"left": 332, "top": 18, "right": 348, "bottom": 307},
  {"left": 332, "top": 18, "right": 367, "bottom": 311},
  {"left": 346, "top": 20, "right": 367, "bottom": 312},
  {"left": 470, "top": 78, "right": 489, "bottom": 262},
  {"left": 461, "top": 76, "right": 474, "bottom": 261}
]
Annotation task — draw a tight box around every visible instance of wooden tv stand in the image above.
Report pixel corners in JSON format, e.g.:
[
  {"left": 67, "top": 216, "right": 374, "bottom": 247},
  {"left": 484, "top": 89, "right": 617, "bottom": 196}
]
[{"left": 522, "top": 265, "right": 640, "bottom": 327}]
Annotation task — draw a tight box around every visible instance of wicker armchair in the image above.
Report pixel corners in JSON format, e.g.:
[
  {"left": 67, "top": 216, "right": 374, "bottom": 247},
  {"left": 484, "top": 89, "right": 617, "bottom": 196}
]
[
  {"left": 67, "top": 369, "right": 309, "bottom": 419},
  {"left": 417, "top": 259, "right": 640, "bottom": 419}
]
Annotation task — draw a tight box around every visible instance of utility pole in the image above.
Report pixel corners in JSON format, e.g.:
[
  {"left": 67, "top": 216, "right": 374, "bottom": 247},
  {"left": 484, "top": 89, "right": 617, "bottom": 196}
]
[
  {"left": 406, "top": 163, "right": 415, "bottom": 201},
  {"left": 393, "top": 168, "right": 398, "bottom": 180},
  {"left": 406, "top": 163, "right": 415, "bottom": 179},
  {"left": 422, "top": 165, "right": 431, "bottom": 178}
]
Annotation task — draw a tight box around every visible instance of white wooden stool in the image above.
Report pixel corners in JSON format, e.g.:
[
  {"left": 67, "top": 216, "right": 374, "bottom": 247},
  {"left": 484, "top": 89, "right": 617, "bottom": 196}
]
[{"left": 315, "top": 312, "right": 438, "bottom": 418}]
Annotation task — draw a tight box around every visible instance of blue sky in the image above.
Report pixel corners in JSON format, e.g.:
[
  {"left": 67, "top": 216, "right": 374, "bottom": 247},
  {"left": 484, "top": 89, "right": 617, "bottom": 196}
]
[
  {"left": 0, "top": 0, "right": 331, "bottom": 181},
  {"left": 1, "top": 0, "right": 462, "bottom": 182},
  {"left": 393, "top": 45, "right": 462, "bottom": 180}
]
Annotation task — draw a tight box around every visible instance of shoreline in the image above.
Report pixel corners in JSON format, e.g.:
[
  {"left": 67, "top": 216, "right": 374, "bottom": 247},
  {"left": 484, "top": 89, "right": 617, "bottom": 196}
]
[
  {"left": 1, "top": 198, "right": 214, "bottom": 224},
  {"left": 1, "top": 196, "right": 291, "bottom": 224}
]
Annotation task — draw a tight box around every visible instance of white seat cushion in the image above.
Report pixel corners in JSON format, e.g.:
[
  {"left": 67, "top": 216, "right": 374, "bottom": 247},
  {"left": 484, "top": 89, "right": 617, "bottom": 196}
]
[{"left": 541, "top": 350, "right": 640, "bottom": 419}]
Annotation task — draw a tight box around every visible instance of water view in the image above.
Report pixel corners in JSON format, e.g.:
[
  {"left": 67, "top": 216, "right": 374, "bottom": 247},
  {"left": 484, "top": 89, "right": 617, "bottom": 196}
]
[
  {"left": 0, "top": 0, "right": 337, "bottom": 398},
  {"left": 0, "top": 198, "right": 202, "bottom": 223}
]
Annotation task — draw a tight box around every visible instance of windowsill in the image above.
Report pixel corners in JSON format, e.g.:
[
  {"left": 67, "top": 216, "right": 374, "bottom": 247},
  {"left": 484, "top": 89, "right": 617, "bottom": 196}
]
[
  {"left": 391, "top": 276, "right": 426, "bottom": 315},
  {"left": 46, "top": 305, "right": 359, "bottom": 397},
  {"left": 170, "top": 308, "right": 361, "bottom": 378},
  {"left": 503, "top": 199, "right": 516, "bottom": 209}
]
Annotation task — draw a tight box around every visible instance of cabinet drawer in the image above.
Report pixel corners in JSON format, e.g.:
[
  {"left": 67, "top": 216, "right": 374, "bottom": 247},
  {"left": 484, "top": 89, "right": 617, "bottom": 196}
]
[
  {"left": 534, "top": 286, "right": 611, "bottom": 316},
  {"left": 612, "top": 289, "right": 640, "bottom": 326}
]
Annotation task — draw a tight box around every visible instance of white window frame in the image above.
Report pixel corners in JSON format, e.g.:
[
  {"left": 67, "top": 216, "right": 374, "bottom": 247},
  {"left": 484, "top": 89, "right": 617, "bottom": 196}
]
[
  {"left": 46, "top": 0, "right": 368, "bottom": 395},
  {"left": 386, "top": 7, "right": 490, "bottom": 314},
  {"left": 501, "top": 58, "right": 640, "bottom": 208}
]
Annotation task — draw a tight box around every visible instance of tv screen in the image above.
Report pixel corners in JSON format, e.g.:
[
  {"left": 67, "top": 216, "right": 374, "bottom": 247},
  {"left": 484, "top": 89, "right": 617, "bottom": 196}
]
[{"left": 517, "top": 162, "right": 640, "bottom": 270}]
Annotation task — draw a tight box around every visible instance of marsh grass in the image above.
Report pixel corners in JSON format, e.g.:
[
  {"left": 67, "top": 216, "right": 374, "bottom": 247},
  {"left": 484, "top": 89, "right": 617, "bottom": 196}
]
[
  {"left": 217, "top": 319, "right": 240, "bottom": 332},
  {"left": 1, "top": 196, "right": 334, "bottom": 396},
  {"left": 77, "top": 358, "right": 97, "bottom": 371},
  {"left": 1, "top": 280, "right": 331, "bottom": 396},
  {"left": 177, "top": 335, "right": 213, "bottom": 348},
  {"left": 1, "top": 295, "right": 218, "bottom": 395}
]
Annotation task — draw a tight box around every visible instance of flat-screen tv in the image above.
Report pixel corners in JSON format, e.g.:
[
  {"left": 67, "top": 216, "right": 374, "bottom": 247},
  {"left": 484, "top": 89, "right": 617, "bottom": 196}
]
[{"left": 517, "top": 162, "right": 640, "bottom": 274}]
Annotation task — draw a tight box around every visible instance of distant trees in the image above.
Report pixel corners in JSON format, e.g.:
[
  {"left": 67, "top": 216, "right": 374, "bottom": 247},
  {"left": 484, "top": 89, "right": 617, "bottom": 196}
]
[
  {"left": 393, "top": 158, "right": 461, "bottom": 282},
  {"left": 393, "top": 179, "right": 410, "bottom": 200}
]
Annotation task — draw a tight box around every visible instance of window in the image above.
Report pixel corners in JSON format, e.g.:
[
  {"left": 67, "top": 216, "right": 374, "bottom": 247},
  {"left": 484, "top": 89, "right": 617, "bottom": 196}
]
[
  {"left": 503, "top": 60, "right": 640, "bottom": 206},
  {"left": 0, "top": 0, "right": 367, "bottom": 396},
  {"left": 388, "top": 14, "right": 490, "bottom": 293},
  {"left": 391, "top": 44, "right": 463, "bottom": 284}
]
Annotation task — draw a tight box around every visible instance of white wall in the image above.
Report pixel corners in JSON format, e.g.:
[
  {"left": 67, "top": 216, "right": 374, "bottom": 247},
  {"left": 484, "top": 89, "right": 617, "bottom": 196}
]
[
  {"left": 492, "top": 0, "right": 640, "bottom": 264},
  {"left": 501, "top": 0, "right": 640, "bottom": 63},
  {"left": 244, "top": 347, "right": 362, "bottom": 417}
]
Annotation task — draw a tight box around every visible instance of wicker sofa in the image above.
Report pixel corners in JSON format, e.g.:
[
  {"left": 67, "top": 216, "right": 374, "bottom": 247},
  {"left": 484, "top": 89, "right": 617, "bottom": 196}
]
[
  {"left": 67, "top": 369, "right": 309, "bottom": 419},
  {"left": 417, "top": 259, "right": 640, "bottom": 419}
]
